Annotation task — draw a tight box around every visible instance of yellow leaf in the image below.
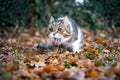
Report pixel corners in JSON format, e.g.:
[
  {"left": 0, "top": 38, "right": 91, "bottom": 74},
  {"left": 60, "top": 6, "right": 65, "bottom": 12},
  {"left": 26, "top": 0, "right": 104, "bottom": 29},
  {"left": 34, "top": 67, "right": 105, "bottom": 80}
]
[{"left": 86, "top": 69, "right": 99, "bottom": 77}]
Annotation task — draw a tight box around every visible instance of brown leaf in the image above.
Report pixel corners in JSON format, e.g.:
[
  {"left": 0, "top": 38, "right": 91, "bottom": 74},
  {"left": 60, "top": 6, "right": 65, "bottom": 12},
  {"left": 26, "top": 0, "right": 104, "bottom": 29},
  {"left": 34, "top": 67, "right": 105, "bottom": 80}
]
[
  {"left": 86, "top": 69, "right": 99, "bottom": 78},
  {"left": 44, "top": 64, "right": 59, "bottom": 73},
  {"left": 84, "top": 47, "right": 99, "bottom": 55},
  {"left": 96, "top": 38, "right": 106, "bottom": 45}
]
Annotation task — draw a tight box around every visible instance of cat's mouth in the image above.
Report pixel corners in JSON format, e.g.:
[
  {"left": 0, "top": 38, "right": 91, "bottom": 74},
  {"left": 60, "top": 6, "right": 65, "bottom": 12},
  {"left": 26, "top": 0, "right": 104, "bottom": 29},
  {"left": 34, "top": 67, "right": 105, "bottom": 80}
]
[{"left": 53, "top": 38, "right": 61, "bottom": 46}]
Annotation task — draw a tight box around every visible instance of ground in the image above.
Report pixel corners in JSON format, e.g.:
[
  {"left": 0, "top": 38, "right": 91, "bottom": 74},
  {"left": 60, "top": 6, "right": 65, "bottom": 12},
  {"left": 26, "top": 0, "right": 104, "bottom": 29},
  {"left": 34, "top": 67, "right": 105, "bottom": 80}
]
[{"left": 0, "top": 27, "right": 120, "bottom": 80}]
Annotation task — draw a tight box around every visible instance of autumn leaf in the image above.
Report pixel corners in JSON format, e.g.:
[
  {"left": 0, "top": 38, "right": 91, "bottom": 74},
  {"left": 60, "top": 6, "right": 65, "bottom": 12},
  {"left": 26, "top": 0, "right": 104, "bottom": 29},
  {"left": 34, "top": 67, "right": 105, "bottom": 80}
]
[
  {"left": 84, "top": 47, "right": 99, "bottom": 55},
  {"left": 86, "top": 69, "right": 99, "bottom": 78},
  {"left": 96, "top": 38, "right": 106, "bottom": 45},
  {"left": 0, "top": 27, "right": 120, "bottom": 80}
]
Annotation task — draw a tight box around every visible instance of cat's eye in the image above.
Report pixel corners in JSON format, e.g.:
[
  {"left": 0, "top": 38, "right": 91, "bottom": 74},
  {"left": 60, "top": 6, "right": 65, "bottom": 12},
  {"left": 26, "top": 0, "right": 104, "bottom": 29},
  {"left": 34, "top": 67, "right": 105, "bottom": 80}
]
[
  {"left": 49, "top": 27, "right": 53, "bottom": 31},
  {"left": 58, "top": 27, "right": 62, "bottom": 31}
]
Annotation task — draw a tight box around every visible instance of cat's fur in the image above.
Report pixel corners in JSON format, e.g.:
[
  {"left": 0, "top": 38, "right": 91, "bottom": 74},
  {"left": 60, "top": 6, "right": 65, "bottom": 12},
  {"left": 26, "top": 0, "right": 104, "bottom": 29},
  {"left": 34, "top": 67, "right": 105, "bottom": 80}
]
[{"left": 48, "top": 16, "right": 83, "bottom": 52}]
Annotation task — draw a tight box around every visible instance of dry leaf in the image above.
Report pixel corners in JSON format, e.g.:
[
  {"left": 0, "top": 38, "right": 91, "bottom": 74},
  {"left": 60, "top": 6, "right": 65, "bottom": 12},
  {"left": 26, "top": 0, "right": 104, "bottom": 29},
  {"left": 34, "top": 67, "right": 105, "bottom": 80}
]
[
  {"left": 86, "top": 69, "right": 99, "bottom": 77},
  {"left": 96, "top": 38, "right": 106, "bottom": 45}
]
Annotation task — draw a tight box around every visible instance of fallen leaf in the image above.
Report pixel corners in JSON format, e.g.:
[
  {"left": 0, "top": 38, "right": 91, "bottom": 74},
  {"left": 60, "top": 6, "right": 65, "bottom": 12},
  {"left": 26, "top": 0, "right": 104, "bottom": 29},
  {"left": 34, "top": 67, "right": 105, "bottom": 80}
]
[
  {"left": 96, "top": 38, "right": 106, "bottom": 45},
  {"left": 86, "top": 69, "right": 99, "bottom": 78}
]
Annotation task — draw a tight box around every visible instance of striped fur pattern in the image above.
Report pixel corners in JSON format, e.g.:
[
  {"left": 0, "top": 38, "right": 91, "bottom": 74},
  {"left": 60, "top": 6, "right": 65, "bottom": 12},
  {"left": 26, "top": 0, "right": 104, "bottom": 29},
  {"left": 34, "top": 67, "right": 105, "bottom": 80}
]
[{"left": 48, "top": 16, "right": 83, "bottom": 52}]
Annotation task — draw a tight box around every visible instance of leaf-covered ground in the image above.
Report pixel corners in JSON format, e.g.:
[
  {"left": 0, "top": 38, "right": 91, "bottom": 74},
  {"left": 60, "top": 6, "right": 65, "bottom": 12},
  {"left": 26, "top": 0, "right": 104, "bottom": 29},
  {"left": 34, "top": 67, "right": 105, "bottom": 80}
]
[{"left": 0, "top": 27, "right": 120, "bottom": 80}]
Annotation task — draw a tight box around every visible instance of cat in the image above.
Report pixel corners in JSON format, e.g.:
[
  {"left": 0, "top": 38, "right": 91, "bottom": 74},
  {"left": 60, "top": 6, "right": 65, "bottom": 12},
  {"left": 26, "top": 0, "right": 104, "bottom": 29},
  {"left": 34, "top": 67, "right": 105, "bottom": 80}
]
[{"left": 48, "top": 16, "right": 83, "bottom": 52}]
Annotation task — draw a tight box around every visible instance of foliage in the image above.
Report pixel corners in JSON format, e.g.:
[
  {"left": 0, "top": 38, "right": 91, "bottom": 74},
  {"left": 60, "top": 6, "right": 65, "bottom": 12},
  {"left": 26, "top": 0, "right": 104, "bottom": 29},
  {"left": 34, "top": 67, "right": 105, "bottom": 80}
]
[
  {"left": 30, "top": 0, "right": 107, "bottom": 29},
  {"left": 86, "top": 0, "right": 120, "bottom": 27},
  {"left": 0, "top": 27, "right": 120, "bottom": 80},
  {"left": 0, "top": 0, "right": 120, "bottom": 29},
  {"left": 31, "top": 0, "right": 88, "bottom": 27},
  {"left": 0, "top": 0, "right": 33, "bottom": 27}
]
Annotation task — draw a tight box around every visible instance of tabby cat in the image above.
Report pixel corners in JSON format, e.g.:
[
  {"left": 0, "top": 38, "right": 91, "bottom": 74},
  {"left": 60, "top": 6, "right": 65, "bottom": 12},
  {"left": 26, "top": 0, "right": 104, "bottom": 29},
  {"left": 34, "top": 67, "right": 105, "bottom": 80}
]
[{"left": 48, "top": 16, "right": 83, "bottom": 52}]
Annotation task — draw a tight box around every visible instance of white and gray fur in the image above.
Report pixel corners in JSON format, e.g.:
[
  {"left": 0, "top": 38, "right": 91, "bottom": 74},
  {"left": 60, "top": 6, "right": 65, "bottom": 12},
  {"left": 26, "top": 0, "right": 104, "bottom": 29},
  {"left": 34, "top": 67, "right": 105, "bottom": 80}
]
[{"left": 48, "top": 16, "right": 83, "bottom": 52}]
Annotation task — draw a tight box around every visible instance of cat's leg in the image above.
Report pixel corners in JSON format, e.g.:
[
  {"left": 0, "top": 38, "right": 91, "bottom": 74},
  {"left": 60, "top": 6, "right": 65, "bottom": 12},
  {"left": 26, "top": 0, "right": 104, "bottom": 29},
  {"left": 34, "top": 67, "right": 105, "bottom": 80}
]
[
  {"left": 72, "top": 41, "right": 80, "bottom": 52},
  {"left": 72, "top": 40, "right": 83, "bottom": 52}
]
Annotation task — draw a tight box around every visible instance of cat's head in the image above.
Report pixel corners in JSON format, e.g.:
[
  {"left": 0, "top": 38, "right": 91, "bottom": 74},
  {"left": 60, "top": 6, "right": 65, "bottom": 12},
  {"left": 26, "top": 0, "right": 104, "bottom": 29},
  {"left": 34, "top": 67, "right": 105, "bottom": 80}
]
[{"left": 48, "top": 16, "right": 71, "bottom": 46}]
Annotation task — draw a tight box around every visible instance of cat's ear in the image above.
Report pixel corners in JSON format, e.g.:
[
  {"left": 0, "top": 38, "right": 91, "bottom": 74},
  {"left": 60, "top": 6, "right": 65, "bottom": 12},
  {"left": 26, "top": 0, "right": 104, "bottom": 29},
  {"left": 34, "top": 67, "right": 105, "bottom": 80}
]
[
  {"left": 49, "top": 16, "right": 55, "bottom": 23},
  {"left": 63, "top": 16, "right": 69, "bottom": 26}
]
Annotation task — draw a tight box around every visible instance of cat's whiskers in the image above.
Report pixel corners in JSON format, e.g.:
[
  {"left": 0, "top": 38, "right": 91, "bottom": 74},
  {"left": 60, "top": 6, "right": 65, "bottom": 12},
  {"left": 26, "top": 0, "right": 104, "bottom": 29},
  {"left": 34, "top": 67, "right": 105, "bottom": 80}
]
[{"left": 48, "top": 16, "right": 83, "bottom": 52}]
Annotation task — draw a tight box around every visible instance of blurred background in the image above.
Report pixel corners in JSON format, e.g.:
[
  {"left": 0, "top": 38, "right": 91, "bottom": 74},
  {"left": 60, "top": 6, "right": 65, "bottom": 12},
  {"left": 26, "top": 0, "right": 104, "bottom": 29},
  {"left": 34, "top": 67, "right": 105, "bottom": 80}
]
[{"left": 0, "top": 0, "right": 120, "bottom": 30}]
